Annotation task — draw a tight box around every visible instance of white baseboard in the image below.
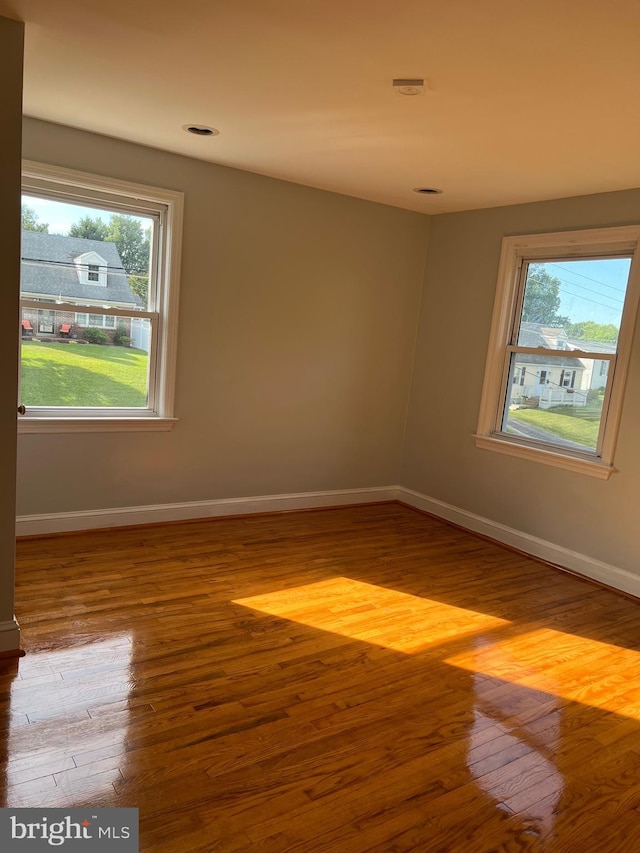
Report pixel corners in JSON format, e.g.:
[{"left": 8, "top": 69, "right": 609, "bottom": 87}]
[
  {"left": 16, "top": 486, "right": 400, "bottom": 537},
  {"left": 0, "top": 618, "right": 20, "bottom": 654},
  {"left": 16, "top": 484, "right": 637, "bottom": 602},
  {"left": 397, "top": 486, "right": 640, "bottom": 600}
]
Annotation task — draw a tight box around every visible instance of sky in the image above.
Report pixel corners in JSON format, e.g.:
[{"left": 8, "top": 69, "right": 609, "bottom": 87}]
[
  {"left": 22, "top": 194, "right": 153, "bottom": 236},
  {"left": 543, "top": 258, "right": 630, "bottom": 328}
]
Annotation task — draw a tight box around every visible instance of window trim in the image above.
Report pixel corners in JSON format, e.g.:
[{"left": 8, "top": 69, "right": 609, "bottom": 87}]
[
  {"left": 75, "top": 311, "right": 117, "bottom": 329},
  {"left": 73, "top": 251, "right": 108, "bottom": 286},
  {"left": 19, "top": 161, "right": 184, "bottom": 433},
  {"left": 475, "top": 226, "right": 640, "bottom": 479}
]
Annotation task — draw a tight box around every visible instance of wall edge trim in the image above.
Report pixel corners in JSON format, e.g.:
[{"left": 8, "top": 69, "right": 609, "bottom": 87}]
[
  {"left": 16, "top": 487, "right": 401, "bottom": 536},
  {"left": 397, "top": 486, "right": 640, "bottom": 599},
  {"left": 18, "top": 485, "right": 635, "bottom": 600},
  {"left": 0, "top": 619, "right": 21, "bottom": 654}
]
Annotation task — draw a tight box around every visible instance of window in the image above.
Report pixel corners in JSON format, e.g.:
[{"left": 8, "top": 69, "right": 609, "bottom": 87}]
[
  {"left": 73, "top": 251, "right": 108, "bottom": 286},
  {"left": 19, "top": 161, "right": 183, "bottom": 432},
  {"left": 476, "top": 227, "right": 640, "bottom": 479},
  {"left": 75, "top": 313, "right": 117, "bottom": 329},
  {"left": 512, "top": 366, "right": 526, "bottom": 386}
]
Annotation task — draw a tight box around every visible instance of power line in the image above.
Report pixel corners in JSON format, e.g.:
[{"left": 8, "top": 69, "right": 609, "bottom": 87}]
[
  {"left": 526, "top": 276, "right": 624, "bottom": 315},
  {"left": 553, "top": 277, "right": 624, "bottom": 306},
  {"left": 21, "top": 257, "right": 149, "bottom": 279},
  {"left": 513, "top": 366, "right": 598, "bottom": 398},
  {"left": 547, "top": 262, "right": 628, "bottom": 295},
  {"left": 528, "top": 270, "right": 624, "bottom": 308},
  {"left": 553, "top": 284, "right": 623, "bottom": 313}
]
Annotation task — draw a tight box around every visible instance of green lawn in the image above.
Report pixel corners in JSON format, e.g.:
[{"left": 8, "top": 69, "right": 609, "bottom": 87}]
[
  {"left": 508, "top": 403, "right": 602, "bottom": 449},
  {"left": 21, "top": 340, "right": 149, "bottom": 407}
]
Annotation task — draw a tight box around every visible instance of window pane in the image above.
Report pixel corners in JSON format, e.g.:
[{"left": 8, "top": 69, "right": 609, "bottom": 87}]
[
  {"left": 502, "top": 353, "right": 606, "bottom": 454},
  {"left": 20, "top": 308, "right": 151, "bottom": 409},
  {"left": 517, "top": 258, "right": 631, "bottom": 350},
  {"left": 21, "top": 194, "right": 153, "bottom": 310}
]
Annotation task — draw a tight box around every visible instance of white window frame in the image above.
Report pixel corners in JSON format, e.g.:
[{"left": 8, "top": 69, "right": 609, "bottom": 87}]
[
  {"left": 74, "top": 251, "right": 108, "bottom": 286},
  {"left": 475, "top": 226, "right": 640, "bottom": 479},
  {"left": 19, "top": 161, "right": 183, "bottom": 433},
  {"left": 75, "top": 312, "right": 117, "bottom": 329}
]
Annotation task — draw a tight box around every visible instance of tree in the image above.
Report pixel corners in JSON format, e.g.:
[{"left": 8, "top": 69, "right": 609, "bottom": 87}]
[
  {"left": 127, "top": 275, "right": 149, "bottom": 305},
  {"left": 565, "top": 320, "right": 619, "bottom": 344},
  {"left": 69, "top": 216, "right": 109, "bottom": 241},
  {"left": 106, "top": 215, "right": 150, "bottom": 305},
  {"left": 521, "top": 265, "right": 569, "bottom": 327},
  {"left": 21, "top": 204, "right": 49, "bottom": 233},
  {"left": 105, "top": 215, "right": 151, "bottom": 275}
]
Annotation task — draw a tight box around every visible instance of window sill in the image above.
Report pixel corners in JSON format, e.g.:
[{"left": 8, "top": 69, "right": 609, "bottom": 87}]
[
  {"left": 18, "top": 417, "right": 178, "bottom": 434},
  {"left": 474, "top": 434, "right": 614, "bottom": 480}
]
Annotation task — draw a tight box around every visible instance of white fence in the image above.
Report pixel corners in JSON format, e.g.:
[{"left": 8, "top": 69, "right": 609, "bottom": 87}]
[{"left": 130, "top": 317, "right": 151, "bottom": 353}]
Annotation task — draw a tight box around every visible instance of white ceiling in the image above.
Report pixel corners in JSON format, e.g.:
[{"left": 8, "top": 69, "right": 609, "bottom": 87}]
[{"left": 4, "top": 0, "right": 640, "bottom": 213}]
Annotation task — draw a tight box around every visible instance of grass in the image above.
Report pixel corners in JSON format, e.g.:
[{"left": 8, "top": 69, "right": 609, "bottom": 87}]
[
  {"left": 508, "top": 402, "right": 603, "bottom": 448},
  {"left": 21, "top": 340, "right": 149, "bottom": 407}
]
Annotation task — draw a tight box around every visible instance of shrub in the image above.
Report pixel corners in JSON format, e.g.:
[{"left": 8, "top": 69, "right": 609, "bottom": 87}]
[
  {"left": 82, "top": 327, "right": 109, "bottom": 345},
  {"left": 112, "top": 324, "right": 132, "bottom": 347}
]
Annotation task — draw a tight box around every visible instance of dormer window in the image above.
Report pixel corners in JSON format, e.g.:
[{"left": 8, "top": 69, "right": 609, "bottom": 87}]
[{"left": 74, "top": 251, "right": 108, "bottom": 286}]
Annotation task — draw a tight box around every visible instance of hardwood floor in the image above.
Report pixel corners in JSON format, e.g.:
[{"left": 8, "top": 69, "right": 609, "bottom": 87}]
[{"left": 3, "top": 502, "right": 640, "bottom": 851}]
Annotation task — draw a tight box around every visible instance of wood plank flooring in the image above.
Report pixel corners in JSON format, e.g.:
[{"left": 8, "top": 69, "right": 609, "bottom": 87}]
[{"left": 3, "top": 502, "right": 640, "bottom": 851}]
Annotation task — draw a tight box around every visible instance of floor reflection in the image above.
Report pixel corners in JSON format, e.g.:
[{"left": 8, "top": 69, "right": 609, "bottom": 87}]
[
  {"left": 468, "top": 671, "right": 564, "bottom": 838},
  {"left": 2, "top": 634, "right": 133, "bottom": 807}
]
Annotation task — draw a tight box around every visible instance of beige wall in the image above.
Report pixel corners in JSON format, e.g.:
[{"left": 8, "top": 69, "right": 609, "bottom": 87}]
[
  {"left": 402, "top": 190, "right": 640, "bottom": 575},
  {"left": 19, "top": 118, "right": 428, "bottom": 514},
  {"left": 0, "top": 16, "right": 23, "bottom": 652},
  {"left": 20, "top": 117, "right": 640, "bottom": 577}
]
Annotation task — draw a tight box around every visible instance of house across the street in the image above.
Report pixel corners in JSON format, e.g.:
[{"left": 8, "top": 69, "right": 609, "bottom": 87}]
[
  {"left": 509, "top": 321, "right": 614, "bottom": 409},
  {"left": 20, "top": 230, "right": 143, "bottom": 345}
]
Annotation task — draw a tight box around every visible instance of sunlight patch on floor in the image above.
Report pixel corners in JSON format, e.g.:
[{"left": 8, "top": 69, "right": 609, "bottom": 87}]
[
  {"left": 446, "top": 627, "right": 640, "bottom": 719},
  {"left": 234, "top": 577, "right": 509, "bottom": 654}
]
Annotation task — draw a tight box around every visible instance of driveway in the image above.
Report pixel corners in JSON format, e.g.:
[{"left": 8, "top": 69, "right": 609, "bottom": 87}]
[{"left": 504, "top": 416, "right": 595, "bottom": 454}]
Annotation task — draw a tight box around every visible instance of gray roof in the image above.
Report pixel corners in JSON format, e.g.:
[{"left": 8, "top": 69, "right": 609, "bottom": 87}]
[
  {"left": 565, "top": 336, "right": 616, "bottom": 354},
  {"left": 516, "top": 322, "right": 585, "bottom": 368},
  {"left": 21, "top": 231, "right": 140, "bottom": 306}
]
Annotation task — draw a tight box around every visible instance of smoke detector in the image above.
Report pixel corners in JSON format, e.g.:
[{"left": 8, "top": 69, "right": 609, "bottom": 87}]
[{"left": 393, "top": 79, "right": 426, "bottom": 96}]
